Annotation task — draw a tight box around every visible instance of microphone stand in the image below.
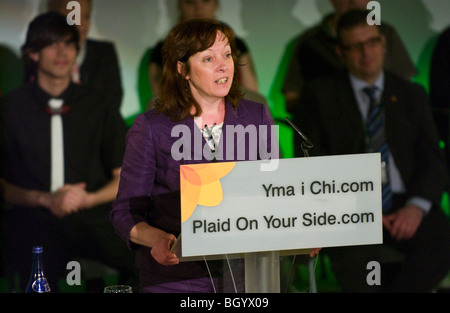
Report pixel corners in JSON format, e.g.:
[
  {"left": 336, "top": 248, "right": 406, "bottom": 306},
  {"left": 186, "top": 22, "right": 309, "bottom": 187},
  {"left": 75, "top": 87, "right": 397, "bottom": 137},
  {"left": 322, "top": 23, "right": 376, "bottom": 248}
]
[
  {"left": 284, "top": 116, "right": 317, "bottom": 293},
  {"left": 285, "top": 117, "right": 313, "bottom": 157}
]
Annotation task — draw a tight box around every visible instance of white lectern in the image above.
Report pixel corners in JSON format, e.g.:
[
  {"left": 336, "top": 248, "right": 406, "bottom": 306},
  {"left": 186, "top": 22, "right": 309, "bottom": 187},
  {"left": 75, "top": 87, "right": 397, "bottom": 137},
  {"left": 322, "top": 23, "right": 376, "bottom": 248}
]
[
  {"left": 172, "top": 235, "right": 310, "bottom": 293},
  {"left": 178, "top": 152, "right": 382, "bottom": 292},
  {"left": 245, "top": 251, "right": 280, "bottom": 293}
]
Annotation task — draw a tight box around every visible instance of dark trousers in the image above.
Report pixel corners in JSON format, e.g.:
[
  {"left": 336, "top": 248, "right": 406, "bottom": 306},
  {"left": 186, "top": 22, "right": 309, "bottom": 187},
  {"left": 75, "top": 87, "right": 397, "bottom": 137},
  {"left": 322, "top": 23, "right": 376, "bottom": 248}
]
[{"left": 326, "top": 201, "right": 450, "bottom": 292}]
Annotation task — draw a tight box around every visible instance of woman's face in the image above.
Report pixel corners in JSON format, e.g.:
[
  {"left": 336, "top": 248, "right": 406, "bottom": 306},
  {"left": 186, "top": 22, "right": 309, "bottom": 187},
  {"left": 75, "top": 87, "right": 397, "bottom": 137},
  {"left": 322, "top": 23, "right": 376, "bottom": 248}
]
[
  {"left": 180, "top": 31, "right": 234, "bottom": 105},
  {"left": 179, "top": 0, "right": 218, "bottom": 21}
]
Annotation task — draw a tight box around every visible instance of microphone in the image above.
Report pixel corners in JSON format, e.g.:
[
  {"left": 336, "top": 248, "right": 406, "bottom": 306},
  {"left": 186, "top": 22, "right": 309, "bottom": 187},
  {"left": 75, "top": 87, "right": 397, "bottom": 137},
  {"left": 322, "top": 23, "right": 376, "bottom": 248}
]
[{"left": 285, "top": 117, "right": 313, "bottom": 157}]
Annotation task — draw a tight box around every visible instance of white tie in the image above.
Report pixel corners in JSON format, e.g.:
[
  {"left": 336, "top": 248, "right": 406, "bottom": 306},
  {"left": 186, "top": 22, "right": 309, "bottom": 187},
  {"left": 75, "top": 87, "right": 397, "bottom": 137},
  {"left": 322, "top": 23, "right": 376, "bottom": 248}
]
[{"left": 48, "top": 99, "right": 65, "bottom": 192}]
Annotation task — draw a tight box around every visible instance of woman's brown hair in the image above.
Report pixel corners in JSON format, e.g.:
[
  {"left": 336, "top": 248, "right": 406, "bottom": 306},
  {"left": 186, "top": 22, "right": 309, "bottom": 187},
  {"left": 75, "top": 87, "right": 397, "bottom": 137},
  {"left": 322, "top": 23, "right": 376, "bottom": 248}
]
[{"left": 154, "top": 18, "right": 243, "bottom": 121}]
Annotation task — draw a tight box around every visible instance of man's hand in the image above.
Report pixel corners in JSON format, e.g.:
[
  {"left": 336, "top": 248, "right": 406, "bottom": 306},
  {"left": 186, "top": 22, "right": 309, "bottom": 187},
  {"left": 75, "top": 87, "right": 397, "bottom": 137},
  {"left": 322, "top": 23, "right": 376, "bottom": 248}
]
[
  {"left": 48, "top": 182, "right": 88, "bottom": 217},
  {"left": 382, "top": 204, "right": 424, "bottom": 241}
]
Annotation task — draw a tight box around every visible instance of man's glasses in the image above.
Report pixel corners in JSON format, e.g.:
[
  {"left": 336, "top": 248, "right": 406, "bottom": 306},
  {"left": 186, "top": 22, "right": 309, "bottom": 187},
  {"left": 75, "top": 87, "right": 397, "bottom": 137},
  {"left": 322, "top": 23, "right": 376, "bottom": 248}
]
[{"left": 340, "top": 36, "right": 383, "bottom": 53}]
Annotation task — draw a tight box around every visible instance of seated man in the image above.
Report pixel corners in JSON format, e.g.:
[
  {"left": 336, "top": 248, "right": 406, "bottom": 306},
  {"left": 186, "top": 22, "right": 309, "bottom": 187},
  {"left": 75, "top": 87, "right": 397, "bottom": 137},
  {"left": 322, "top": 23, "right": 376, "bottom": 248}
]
[
  {"left": 283, "top": 0, "right": 416, "bottom": 115},
  {"left": 294, "top": 9, "right": 450, "bottom": 292},
  {"left": 0, "top": 12, "right": 136, "bottom": 292}
]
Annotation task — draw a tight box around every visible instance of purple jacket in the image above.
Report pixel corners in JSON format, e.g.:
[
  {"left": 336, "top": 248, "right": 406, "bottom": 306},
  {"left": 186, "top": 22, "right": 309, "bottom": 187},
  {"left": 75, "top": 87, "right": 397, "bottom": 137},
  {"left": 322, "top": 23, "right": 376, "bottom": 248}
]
[{"left": 110, "top": 98, "right": 277, "bottom": 277}]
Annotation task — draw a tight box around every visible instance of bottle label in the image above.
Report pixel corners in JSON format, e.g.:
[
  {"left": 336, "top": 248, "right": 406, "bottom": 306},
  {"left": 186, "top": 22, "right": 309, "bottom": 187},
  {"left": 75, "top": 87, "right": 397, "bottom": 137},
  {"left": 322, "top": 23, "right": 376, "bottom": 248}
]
[{"left": 32, "top": 278, "right": 51, "bottom": 293}]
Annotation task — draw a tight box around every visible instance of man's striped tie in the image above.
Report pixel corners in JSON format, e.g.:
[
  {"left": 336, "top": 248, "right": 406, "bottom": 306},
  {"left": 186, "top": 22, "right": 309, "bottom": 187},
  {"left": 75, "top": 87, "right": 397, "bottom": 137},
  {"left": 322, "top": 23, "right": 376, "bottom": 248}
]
[{"left": 364, "top": 86, "right": 393, "bottom": 213}]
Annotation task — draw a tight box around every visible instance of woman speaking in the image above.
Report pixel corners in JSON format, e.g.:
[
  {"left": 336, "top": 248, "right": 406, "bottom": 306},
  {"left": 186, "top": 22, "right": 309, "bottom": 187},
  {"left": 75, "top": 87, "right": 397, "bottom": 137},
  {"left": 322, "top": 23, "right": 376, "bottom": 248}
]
[{"left": 110, "top": 19, "right": 283, "bottom": 293}]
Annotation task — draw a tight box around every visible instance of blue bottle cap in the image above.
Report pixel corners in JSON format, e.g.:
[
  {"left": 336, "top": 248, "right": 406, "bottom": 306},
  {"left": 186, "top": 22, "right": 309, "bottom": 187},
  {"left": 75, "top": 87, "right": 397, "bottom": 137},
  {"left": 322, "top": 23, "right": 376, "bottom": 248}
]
[{"left": 32, "top": 246, "right": 43, "bottom": 253}]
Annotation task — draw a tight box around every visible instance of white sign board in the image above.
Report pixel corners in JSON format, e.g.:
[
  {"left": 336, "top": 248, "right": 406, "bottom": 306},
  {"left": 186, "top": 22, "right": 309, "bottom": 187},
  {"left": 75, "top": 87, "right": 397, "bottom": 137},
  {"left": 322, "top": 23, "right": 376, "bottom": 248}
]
[{"left": 180, "top": 153, "right": 383, "bottom": 257}]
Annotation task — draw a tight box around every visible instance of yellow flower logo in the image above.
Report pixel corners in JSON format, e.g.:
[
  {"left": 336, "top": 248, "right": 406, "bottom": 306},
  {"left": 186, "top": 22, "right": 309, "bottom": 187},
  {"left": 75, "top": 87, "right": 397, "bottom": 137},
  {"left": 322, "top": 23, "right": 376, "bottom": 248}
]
[{"left": 180, "top": 162, "right": 236, "bottom": 223}]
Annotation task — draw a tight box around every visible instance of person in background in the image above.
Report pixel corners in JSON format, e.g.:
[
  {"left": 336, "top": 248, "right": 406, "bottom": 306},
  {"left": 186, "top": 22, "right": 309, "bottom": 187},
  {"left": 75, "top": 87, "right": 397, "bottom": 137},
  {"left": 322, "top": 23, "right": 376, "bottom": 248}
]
[
  {"left": 283, "top": 0, "right": 415, "bottom": 115},
  {"left": 47, "top": 0, "right": 124, "bottom": 111},
  {"left": 0, "top": 12, "right": 136, "bottom": 292},
  {"left": 429, "top": 26, "right": 450, "bottom": 175},
  {"left": 147, "top": 0, "right": 263, "bottom": 108},
  {"left": 110, "top": 18, "right": 321, "bottom": 293},
  {"left": 0, "top": 44, "right": 24, "bottom": 97},
  {"left": 294, "top": 9, "right": 450, "bottom": 292}
]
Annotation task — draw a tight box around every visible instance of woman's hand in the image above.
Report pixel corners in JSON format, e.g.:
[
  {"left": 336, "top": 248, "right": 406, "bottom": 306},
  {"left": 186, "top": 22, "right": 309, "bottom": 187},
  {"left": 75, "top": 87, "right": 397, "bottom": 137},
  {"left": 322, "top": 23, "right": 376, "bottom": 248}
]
[
  {"left": 150, "top": 234, "right": 180, "bottom": 266},
  {"left": 130, "top": 222, "right": 180, "bottom": 266},
  {"left": 309, "top": 247, "right": 322, "bottom": 258}
]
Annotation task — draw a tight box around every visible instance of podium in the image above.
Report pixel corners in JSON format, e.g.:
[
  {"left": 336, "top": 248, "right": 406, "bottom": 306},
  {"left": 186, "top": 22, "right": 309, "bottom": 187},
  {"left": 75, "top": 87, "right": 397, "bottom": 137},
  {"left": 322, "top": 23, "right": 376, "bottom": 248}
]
[
  {"left": 178, "top": 154, "right": 383, "bottom": 292},
  {"left": 245, "top": 251, "right": 281, "bottom": 293},
  {"left": 172, "top": 233, "right": 311, "bottom": 293}
]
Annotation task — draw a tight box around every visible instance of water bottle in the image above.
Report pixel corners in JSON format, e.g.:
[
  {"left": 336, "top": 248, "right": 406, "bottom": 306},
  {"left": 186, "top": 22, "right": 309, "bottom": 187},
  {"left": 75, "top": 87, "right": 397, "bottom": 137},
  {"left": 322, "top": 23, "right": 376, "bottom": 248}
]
[{"left": 25, "top": 246, "right": 51, "bottom": 293}]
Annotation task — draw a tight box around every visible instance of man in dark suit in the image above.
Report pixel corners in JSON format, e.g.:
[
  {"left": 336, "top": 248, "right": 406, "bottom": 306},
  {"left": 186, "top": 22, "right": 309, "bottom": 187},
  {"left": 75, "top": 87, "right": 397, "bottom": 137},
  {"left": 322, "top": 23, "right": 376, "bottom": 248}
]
[
  {"left": 294, "top": 10, "right": 450, "bottom": 292},
  {"left": 0, "top": 12, "right": 135, "bottom": 292},
  {"left": 79, "top": 39, "right": 123, "bottom": 110}
]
